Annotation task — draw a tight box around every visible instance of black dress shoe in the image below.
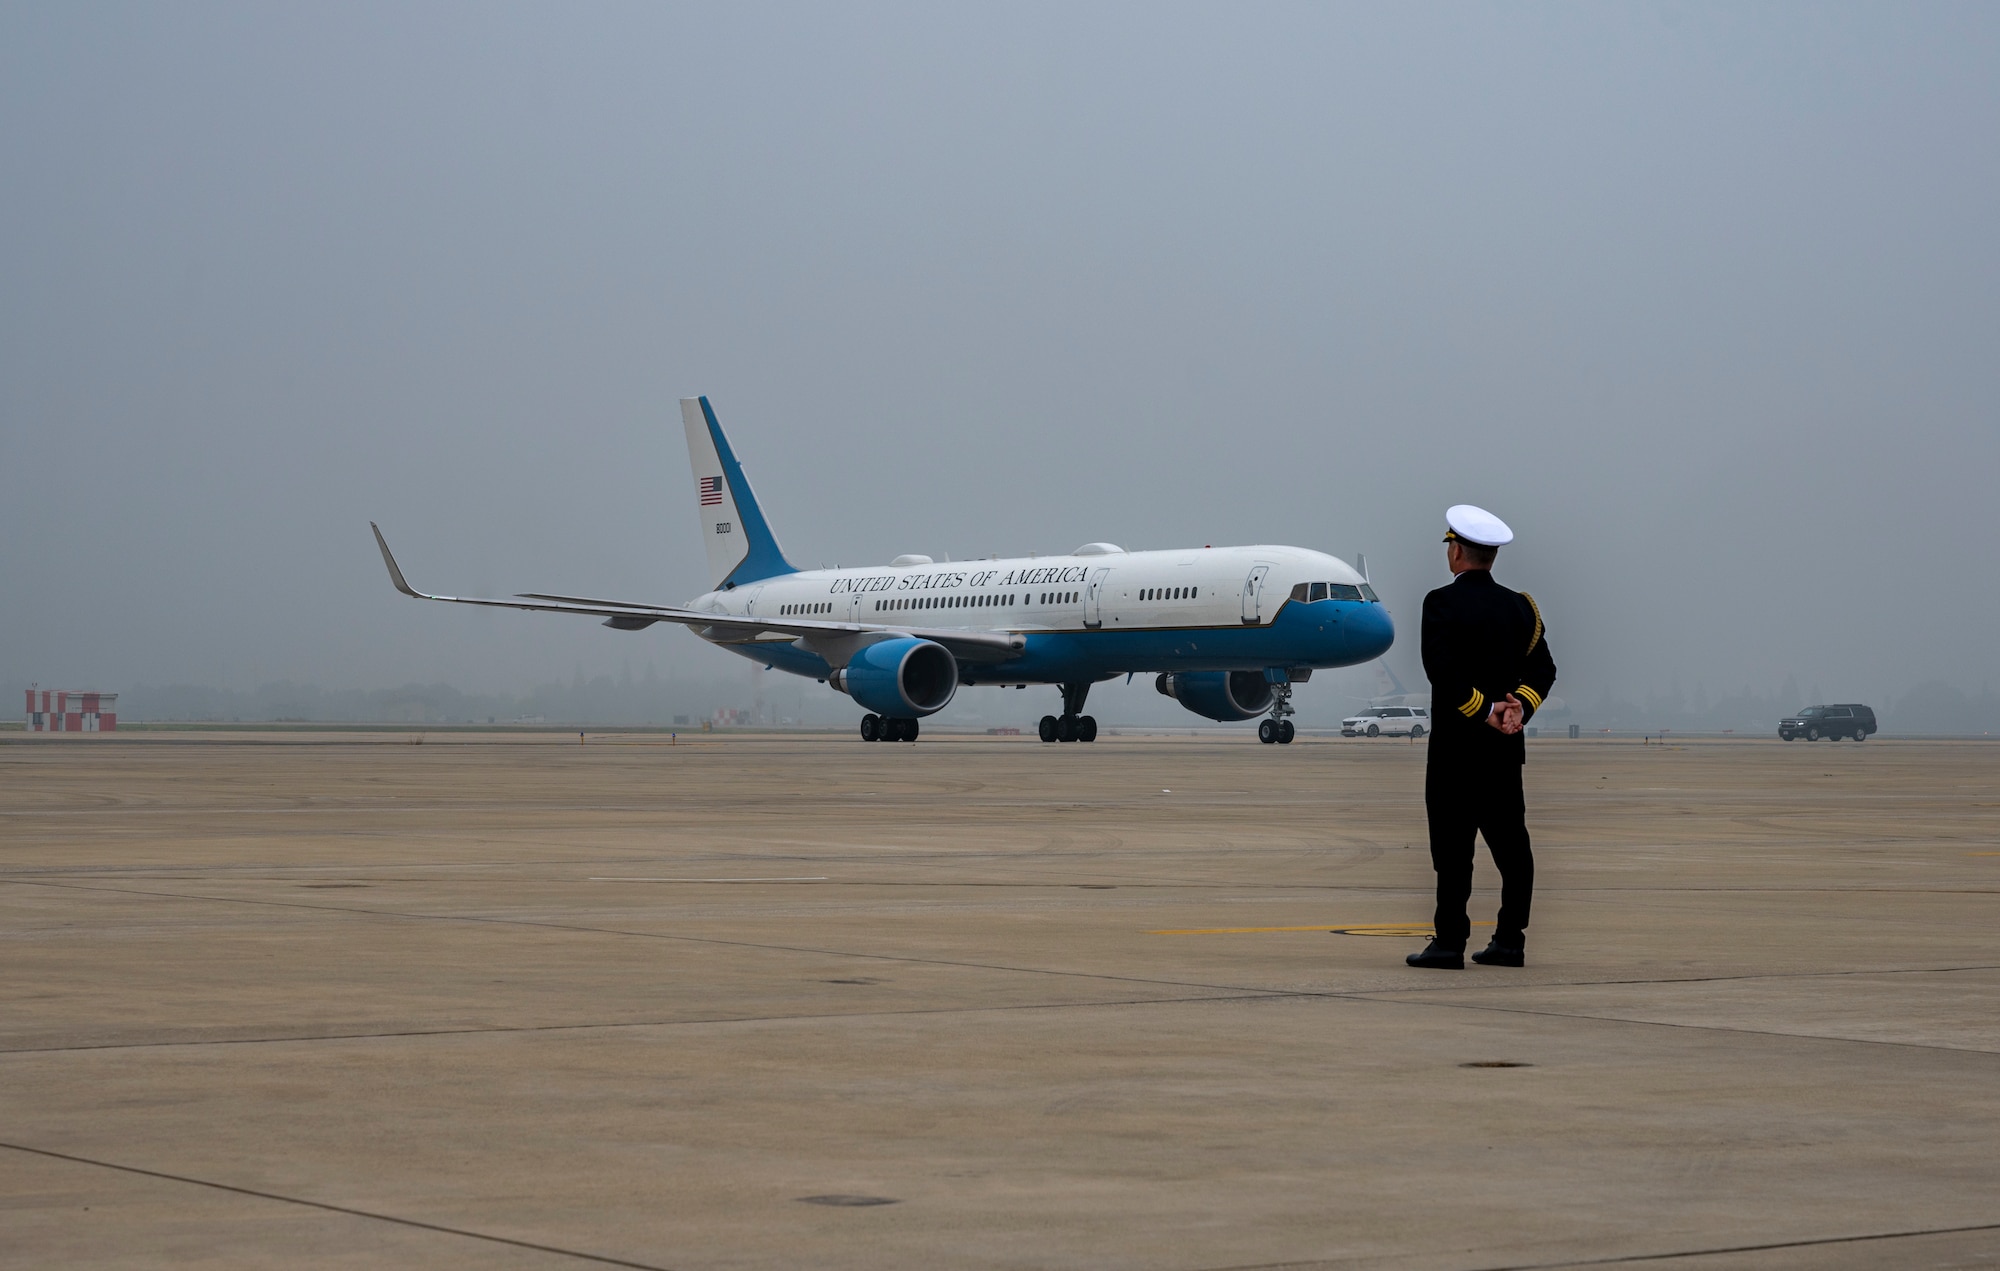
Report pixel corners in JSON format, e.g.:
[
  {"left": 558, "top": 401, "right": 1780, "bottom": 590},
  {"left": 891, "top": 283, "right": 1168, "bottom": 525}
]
[
  {"left": 1470, "top": 938, "right": 1525, "bottom": 967},
  {"left": 1405, "top": 940, "right": 1464, "bottom": 969}
]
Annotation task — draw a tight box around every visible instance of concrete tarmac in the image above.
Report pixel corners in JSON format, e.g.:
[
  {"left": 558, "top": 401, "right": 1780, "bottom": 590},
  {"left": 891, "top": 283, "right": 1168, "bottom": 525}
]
[{"left": 2, "top": 731, "right": 1996, "bottom": 1269}]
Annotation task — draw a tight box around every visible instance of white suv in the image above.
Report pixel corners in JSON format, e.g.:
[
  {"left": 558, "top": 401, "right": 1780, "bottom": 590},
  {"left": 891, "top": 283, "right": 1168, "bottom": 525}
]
[{"left": 1341, "top": 706, "right": 1429, "bottom": 738}]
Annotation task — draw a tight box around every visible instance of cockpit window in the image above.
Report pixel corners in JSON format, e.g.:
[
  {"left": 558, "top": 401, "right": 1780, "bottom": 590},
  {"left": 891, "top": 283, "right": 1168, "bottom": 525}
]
[
  {"left": 1359, "top": 583, "right": 1379, "bottom": 602},
  {"left": 1296, "top": 582, "right": 1366, "bottom": 603}
]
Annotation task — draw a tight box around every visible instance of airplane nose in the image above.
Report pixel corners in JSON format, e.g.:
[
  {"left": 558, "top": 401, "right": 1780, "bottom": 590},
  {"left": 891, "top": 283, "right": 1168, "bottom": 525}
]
[{"left": 1349, "top": 602, "right": 1394, "bottom": 661}]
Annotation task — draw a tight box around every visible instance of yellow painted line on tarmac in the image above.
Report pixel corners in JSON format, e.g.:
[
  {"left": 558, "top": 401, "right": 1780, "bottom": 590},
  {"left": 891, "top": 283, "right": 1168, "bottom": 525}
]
[
  {"left": 1150, "top": 921, "right": 1494, "bottom": 936},
  {"left": 1970, "top": 852, "right": 2000, "bottom": 857}
]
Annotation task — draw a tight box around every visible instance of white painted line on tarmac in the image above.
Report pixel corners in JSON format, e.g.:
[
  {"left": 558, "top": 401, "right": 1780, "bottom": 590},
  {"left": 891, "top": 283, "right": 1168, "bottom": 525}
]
[{"left": 589, "top": 876, "right": 830, "bottom": 883}]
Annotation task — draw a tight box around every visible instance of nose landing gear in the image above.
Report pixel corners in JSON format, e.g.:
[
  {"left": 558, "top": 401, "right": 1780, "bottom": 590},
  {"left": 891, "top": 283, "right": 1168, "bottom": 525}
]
[{"left": 1258, "top": 679, "right": 1297, "bottom": 744}]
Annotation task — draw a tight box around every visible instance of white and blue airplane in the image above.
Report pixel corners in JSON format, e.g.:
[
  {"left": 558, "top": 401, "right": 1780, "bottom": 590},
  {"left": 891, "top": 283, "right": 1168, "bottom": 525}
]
[{"left": 371, "top": 397, "right": 1395, "bottom": 744}]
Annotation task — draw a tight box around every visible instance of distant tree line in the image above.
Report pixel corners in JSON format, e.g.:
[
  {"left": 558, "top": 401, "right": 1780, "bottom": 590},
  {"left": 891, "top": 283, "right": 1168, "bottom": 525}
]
[{"left": 117, "top": 667, "right": 784, "bottom": 727}]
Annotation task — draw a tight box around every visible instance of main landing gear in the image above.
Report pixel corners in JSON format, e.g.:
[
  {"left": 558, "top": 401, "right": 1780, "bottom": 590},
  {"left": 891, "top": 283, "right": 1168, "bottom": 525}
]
[
  {"left": 1257, "top": 679, "right": 1297, "bottom": 745},
  {"left": 860, "top": 714, "right": 919, "bottom": 742},
  {"left": 1039, "top": 682, "right": 1099, "bottom": 744}
]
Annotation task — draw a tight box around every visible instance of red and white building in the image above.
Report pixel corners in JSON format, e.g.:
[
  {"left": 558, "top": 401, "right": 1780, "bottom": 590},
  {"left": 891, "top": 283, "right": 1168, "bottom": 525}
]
[{"left": 25, "top": 689, "right": 117, "bottom": 732}]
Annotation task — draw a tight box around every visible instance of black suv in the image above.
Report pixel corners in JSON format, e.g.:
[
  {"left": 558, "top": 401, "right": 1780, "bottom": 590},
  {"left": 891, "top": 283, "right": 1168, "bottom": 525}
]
[{"left": 1779, "top": 704, "right": 1877, "bottom": 742}]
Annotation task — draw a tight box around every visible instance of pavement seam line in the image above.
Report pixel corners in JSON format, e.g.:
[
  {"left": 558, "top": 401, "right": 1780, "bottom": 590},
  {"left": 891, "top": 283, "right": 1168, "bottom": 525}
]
[
  {"left": 1461, "top": 1216, "right": 2000, "bottom": 1269},
  {"left": 1197, "top": 1218, "right": 2000, "bottom": 1271},
  {"left": 0, "top": 877, "right": 1291, "bottom": 997},
  {"left": 0, "top": 1139, "right": 679, "bottom": 1270},
  {"left": 0, "top": 990, "right": 1298, "bottom": 1056},
  {"left": 1342, "top": 993, "right": 2000, "bottom": 1057},
  {"left": 1356, "top": 962, "right": 2000, "bottom": 995},
  {"left": 8, "top": 871, "right": 2000, "bottom": 896}
]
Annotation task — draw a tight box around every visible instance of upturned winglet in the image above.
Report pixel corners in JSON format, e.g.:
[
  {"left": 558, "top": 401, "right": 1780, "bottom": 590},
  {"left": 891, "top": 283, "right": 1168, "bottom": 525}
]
[{"left": 370, "top": 522, "right": 424, "bottom": 599}]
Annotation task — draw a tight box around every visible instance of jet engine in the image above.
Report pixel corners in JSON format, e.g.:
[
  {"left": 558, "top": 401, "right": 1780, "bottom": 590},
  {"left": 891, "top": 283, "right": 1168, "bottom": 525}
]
[
  {"left": 830, "top": 637, "right": 959, "bottom": 718},
  {"left": 1156, "top": 671, "right": 1273, "bottom": 722}
]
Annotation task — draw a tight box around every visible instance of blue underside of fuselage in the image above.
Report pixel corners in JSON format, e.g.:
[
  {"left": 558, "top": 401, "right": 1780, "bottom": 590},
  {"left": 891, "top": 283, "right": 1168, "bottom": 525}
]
[{"left": 714, "top": 598, "right": 1394, "bottom": 685}]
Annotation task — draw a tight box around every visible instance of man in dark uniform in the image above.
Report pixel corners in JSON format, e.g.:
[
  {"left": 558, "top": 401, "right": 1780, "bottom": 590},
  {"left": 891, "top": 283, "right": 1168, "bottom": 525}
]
[{"left": 1406, "top": 504, "right": 1557, "bottom": 970}]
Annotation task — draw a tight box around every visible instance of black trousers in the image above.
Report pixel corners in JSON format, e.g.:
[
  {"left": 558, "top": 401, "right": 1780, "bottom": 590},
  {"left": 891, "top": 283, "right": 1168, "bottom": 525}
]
[{"left": 1425, "top": 757, "right": 1534, "bottom": 950}]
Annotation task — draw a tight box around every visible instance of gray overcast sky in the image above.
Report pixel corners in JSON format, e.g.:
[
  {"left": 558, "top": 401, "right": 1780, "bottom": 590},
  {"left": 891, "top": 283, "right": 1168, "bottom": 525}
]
[{"left": 4, "top": 2, "right": 1996, "bottom": 712}]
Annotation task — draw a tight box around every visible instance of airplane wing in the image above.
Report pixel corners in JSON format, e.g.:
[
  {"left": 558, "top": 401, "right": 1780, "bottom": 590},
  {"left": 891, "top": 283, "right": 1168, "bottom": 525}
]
[{"left": 371, "top": 524, "right": 1024, "bottom": 662}]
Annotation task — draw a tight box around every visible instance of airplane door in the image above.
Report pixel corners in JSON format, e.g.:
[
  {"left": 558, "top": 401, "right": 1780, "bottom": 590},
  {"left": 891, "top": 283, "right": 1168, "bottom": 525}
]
[
  {"left": 1241, "top": 564, "right": 1271, "bottom": 624},
  {"left": 1084, "top": 568, "right": 1111, "bottom": 629}
]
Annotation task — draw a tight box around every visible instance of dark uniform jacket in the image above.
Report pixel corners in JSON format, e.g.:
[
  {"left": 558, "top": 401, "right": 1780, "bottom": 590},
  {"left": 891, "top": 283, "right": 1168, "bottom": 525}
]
[{"left": 1421, "top": 570, "right": 1557, "bottom": 765}]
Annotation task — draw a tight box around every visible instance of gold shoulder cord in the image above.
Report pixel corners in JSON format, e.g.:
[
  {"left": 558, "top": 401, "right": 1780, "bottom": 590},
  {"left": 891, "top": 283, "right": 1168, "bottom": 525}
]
[{"left": 1521, "top": 593, "right": 1544, "bottom": 655}]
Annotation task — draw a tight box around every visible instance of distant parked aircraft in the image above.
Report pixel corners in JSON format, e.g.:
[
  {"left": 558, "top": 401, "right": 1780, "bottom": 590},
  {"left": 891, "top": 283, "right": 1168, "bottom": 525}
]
[{"left": 1365, "top": 659, "right": 1429, "bottom": 710}]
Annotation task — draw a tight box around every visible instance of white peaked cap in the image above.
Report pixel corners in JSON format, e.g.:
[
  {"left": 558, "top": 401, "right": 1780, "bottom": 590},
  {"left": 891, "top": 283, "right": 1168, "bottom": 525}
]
[{"left": 1443, "top": 504, "right": 1514, "bottom": 548}]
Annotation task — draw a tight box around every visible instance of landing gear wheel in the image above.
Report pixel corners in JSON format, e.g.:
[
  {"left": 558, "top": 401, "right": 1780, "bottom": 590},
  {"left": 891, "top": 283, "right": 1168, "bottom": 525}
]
[
  {"left": 1057, "top": 715, "right": 1078, "bottom": 743},
  {"left": 860, "top": 714, "right": 882, "bottom": 742},
  {"left": 1077, "top": 715, "right": 1098, "bottom": 743},
  {"left": 882, "top": 717, "right": 905, "bottom": 742},
  {"left": 905, "top": 717, "right": 920, "bottom": 742},
  {"left": 1038, "top": 715, "right": 1059, "bottom": 743},
  {"left": 1366, "top": 723, "right": 1380, "bottom": 738},
  {"left": 1806, "top": 726, "right": 1820, "bottom": 741},
  {"left": 1409, "top": 725, "right": 1424, "bottom": 739},
  {"left": 1277, "top": 719, "right": 1295, "bottom": 744},
  {"left": 1258, "top": 719, "right": 1278, "bottom": 744}
]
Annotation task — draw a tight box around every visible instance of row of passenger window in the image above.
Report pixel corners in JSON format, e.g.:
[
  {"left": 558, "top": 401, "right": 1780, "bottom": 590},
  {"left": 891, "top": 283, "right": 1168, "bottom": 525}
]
[
  {"left": 874, "top": 593, "right": 1012, "bottom": 613},
  {"left": 1288, "top": 582, "right": 1377, "bottom": 603},
  {"left": 1140, "top": 586, "right": 1197, "bottom": 602},
  {"left": 869, "top": 591, "right": 1079, "bottom": 614},
  {"left": 781, "top": 602, "right": 833, "bottom": 616}
]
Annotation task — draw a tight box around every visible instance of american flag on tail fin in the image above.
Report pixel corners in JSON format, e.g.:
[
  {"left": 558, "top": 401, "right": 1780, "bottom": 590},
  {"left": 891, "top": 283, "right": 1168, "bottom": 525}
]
[{"left": 697, "top": 476, "right": 724, "bottom": 506}]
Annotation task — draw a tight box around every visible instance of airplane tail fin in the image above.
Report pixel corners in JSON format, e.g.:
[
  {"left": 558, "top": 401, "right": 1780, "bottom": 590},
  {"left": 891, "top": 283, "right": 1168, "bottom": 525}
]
[
  {"left": 680, "top": 396, "right": 798, "bottom": 589},
  {"left": 1378, "top": 658, "right": 1410, "bottom": 698}
]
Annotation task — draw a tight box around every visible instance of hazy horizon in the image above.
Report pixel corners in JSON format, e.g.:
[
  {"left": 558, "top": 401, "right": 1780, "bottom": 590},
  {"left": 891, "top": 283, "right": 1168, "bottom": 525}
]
[{"left": 6, "top": 4, "right": 1997, "bottom": 727}]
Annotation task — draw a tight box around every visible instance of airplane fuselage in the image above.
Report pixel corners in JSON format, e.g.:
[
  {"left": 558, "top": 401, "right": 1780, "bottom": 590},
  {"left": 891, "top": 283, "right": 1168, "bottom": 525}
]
[{"left": 689, "top": 543, "right": 1393, "bottom": 685}]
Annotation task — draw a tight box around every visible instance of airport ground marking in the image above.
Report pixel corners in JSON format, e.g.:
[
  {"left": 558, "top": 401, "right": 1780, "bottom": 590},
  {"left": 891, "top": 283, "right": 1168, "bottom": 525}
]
[
  {"left": 1152, "top": 921, "right": 1493, "bottom": 936},
  {"left": 0, "top": 876, "right": 1318, "bottom": 1000},
  {"left": 588, "top": 876, "right": 829, "bottom": 882},
  {"left": 14, "top": 876, "right": 1998, "bottom": 1060},
  {"left": 0, "top": 1140, "right": 680, "bottom": 1271}
]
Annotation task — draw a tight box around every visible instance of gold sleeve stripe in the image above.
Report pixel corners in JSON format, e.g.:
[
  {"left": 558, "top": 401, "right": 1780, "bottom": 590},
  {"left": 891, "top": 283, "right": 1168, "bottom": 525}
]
[
  {"left": 1457, "top": 688, "right": 1487, "bottom": 718},
  {"left": 1516, "top": 685, "right": 1543, "bottom": 711},
  {"left": 1521, "top": 592, "right": 1545, "bottom": 654}
]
